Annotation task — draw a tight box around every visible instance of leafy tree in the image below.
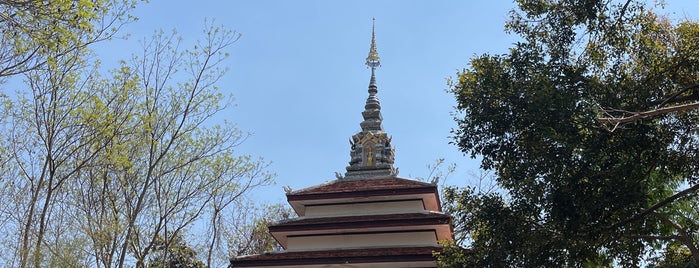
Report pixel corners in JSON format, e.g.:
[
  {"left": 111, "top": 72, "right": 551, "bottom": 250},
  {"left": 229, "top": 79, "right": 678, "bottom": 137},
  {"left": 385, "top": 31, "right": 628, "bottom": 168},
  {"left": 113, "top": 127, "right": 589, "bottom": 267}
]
[
  {"left": 444, "top": 0, "right": 699, "bottom": 266},
  {"left": 148, "top": 234, "right": 205, "bottom": 268},
  {"left": 0, "top": 2, "right": 274, "bottom": 268},
  {"left": 0, "top": 0, "right": 136, "bottom": 79},
  {"left": 226, "top": 203, "right": 293, "bottom": 258},
  {"left": 0, "top": 1, "right": 137, "bottom": 267}
]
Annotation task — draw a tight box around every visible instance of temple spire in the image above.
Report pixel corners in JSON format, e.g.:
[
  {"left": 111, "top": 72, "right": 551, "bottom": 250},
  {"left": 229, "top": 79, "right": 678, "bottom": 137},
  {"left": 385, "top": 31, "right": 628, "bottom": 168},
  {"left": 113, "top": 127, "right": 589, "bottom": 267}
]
[
  {"left": 365, "top": 18, "right": 380, "bottom": 69},
  {"left": 345, "top": 19, "right": 396, "bottom": 179},
  {"left": 360, "top": 18, "right": 383, "bottom": 133}
]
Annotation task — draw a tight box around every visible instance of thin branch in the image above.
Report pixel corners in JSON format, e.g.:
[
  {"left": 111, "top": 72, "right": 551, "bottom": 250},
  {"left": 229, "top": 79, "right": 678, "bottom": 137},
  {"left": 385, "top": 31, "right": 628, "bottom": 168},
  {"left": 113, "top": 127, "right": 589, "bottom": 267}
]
[
  {"left": 655, "top": 84, "right": 699, "bottom": 108},
  {"left": 598, "top": 101, "right": 699, "bottom": 129},
  {"left": 610, "top": 182, "right": 699, "bottom": 230},
  {"left": 616, "top": 0, "right": 632, "bottom": 27},
  {"left": 651, "top": 212, "right": 699, "bottom": 262}
]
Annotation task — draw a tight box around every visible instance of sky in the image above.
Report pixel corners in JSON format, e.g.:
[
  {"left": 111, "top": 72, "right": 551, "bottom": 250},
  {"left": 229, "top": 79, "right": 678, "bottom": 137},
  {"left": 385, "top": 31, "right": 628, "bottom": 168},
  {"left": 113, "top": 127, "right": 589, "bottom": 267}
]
[{"left": 94, "top": 0, "right": 699, "bottom": 204}]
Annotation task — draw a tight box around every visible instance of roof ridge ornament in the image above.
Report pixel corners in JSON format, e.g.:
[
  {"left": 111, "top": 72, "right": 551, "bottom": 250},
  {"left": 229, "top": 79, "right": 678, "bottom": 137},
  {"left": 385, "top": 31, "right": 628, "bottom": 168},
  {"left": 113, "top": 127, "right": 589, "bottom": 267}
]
[{"left": 345, "top": 19, "right": 396, "bottom": 180}]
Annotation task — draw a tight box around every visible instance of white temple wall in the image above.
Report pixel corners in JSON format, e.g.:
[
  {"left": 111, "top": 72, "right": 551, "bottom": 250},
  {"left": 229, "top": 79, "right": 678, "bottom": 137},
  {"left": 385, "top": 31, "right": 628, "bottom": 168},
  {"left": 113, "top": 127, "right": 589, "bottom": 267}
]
[
  {"left": 304, "top": 199, "right": 424, "bottom": 218},
  {"left": 286, "top": 231, "right": 438, "bottom": 251}
]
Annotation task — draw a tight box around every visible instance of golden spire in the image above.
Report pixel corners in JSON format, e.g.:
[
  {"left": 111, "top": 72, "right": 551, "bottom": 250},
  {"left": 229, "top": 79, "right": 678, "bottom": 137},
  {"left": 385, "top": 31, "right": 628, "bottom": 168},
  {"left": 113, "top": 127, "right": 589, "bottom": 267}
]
[{"left": 365, "top": 18, "right": 381, "bottom": 69}]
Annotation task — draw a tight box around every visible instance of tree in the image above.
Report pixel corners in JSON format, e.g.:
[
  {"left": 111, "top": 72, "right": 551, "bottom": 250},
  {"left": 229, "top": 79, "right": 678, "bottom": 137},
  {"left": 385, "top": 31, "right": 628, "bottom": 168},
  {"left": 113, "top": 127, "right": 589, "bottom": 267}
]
[
  {"left": 445, "top": 0, "right": 699, "bottom": 266},
  {"left": 0, "top": 0, "right": 136, "bottom": 79},
  {"left": 225, "top": 203, "right": 293, "bottom": 258},
  {"left": 106, "top": 25, "right": 270, "bottom": 268},
  {"left": 0, "top": 1, "right": 137, "bottom": 267},
  {"left": 148, "top": 234, "right": 205, "bottom": 268},
  {"left": 0, "top": 2, "right": 274, "bottom": 267}
]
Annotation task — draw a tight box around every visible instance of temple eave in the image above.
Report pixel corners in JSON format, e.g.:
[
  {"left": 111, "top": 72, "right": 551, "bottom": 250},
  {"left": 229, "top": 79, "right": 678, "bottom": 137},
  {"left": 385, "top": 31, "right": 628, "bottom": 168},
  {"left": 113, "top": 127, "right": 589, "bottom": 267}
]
[{"left": 231, "top": 246, "right": 442, "bottom": 268}]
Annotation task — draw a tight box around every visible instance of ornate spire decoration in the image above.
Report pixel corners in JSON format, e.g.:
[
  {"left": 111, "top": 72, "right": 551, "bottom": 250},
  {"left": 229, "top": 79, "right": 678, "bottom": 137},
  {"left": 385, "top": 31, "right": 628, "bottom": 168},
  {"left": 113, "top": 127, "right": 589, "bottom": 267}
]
[
  {"left": 365, "top": 18, "right": 380, "bottom": 69},
  {"left": 345, "top": 19, "right": 396, "bottom": 179}
]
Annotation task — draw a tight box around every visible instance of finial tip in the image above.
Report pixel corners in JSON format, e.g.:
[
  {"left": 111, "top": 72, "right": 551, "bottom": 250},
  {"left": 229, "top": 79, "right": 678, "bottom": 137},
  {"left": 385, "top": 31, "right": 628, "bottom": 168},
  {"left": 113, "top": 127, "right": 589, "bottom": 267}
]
[{"left": 365, "top": 18, "right": 380, "bottom": 69}]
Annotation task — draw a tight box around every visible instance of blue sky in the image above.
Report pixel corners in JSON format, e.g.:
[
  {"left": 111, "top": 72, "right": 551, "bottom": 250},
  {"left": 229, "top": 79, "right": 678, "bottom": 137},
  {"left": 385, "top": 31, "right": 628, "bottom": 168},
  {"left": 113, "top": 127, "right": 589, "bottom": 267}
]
[{"left": 98, "top": 1, "right": 699, "bottom": 204}]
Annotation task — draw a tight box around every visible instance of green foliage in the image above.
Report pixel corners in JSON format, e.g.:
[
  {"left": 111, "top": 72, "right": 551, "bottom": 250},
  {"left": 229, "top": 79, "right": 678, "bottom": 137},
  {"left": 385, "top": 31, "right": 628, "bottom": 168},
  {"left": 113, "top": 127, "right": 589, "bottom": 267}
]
[
  {"left": 649, "top": 243, "right": 698, "bottom": 268},
  {"left": 0, "top": 0, "right": 137, "bottom": 79},
  {"left": 0, "top": 2, "right": 272, "bottom": 268},
  {"left": 228, "top": 203, "right": 293, "bottom": 257},
  {"left": 435, "top": 240, "right": 470, "bottom": 268},
  {"left": 149, "top": 234, "right": 205, "bottom": 268},
  {"left": 446, "top": 0, "right": 699, "bottom": 266}
]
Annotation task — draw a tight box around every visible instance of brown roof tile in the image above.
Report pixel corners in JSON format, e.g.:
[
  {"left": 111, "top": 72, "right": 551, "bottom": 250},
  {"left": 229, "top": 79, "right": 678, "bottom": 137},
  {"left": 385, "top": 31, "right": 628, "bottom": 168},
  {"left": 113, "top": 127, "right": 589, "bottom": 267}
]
[
  {"left": 230, "top": 246, "right": 442, "bottom": 267},
  {"left": 287, "top": 176, "right": 437, "bottom": 201},
  {"left": 269, "top": 212, "right": 450, "bottom": 232}
]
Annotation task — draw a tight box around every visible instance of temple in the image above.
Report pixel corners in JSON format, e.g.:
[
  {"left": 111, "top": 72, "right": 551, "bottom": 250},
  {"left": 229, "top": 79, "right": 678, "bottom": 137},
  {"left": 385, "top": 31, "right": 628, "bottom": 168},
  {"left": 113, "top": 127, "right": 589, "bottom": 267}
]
[{"left": 230, "top": 20, "right": 453, "bottom": 268}]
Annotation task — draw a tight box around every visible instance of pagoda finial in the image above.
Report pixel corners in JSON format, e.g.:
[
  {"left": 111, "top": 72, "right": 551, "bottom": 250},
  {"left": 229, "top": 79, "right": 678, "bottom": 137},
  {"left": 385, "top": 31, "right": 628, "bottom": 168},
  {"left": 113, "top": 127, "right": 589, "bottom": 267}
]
[
  {"left": 345, "top": 18, "right": 396, "bottom": 179},
  {"left": 365, "top": 18, "right": 381, "bottom": 69}
]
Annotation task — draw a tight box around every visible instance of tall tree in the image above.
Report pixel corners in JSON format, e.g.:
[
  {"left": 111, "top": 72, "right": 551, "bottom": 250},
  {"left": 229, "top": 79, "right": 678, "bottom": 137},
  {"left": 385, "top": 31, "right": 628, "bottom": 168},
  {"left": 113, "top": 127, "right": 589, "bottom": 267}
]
[
  {"left": 0, "top": 2, "right": 274, "bottom": 267},
  {"left": 444, "top": 0, "right": 699, "bottom": 266},
  {"left": 0, "top": 1, "right": 136, "bottom": 267}
]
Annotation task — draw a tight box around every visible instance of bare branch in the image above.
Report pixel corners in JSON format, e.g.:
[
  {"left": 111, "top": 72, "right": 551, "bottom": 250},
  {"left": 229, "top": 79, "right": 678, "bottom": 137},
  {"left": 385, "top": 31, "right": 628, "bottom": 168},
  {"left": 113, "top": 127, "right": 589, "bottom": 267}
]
[{"left": 598, "top": 101, "right": 699, "bottom": 131}]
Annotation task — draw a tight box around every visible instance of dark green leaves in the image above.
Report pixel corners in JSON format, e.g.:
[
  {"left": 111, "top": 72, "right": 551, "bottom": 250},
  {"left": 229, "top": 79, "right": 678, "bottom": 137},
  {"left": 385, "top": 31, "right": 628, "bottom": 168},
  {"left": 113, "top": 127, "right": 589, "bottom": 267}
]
[{"left": 446, "top": 0, "right": 699, "bottom": 266}]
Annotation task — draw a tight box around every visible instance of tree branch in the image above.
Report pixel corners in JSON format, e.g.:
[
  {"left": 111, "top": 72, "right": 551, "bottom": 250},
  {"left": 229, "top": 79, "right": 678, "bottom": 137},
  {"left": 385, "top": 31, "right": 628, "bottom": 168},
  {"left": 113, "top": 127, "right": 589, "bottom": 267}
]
[
  {"left": 610, "top": 182, "right": 699, "bottom": 230},
  {"left": 598, "top": 101, "right": 699, "bottom": 129},
  {"left": 655, "top": 83, "right": 699, "bottom": 108},
  {"left": 651, "top": 212, "right": 699, "bottom": 262}
]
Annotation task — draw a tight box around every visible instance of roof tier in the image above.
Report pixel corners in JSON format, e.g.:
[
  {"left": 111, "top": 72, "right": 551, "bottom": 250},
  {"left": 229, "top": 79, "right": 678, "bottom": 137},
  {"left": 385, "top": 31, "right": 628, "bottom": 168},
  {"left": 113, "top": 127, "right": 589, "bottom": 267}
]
[
  {"left": 269, "top": 212, "right": 452, "bottom": 249},
  {"left": 286, "top": 176, "right": 441, "bottom": 216},
  {"left": 231, "top": 246, "right": 442, "bottom": 268}
]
